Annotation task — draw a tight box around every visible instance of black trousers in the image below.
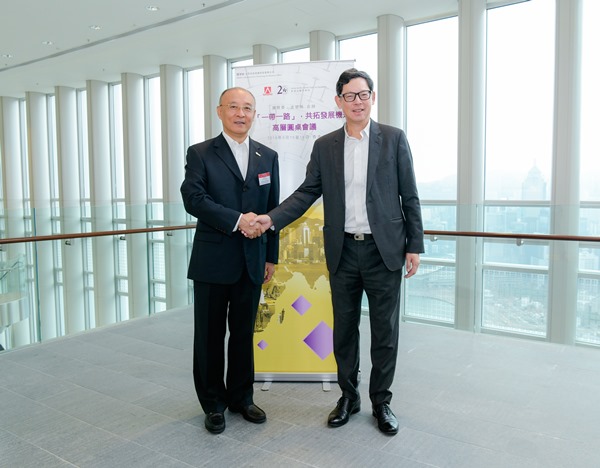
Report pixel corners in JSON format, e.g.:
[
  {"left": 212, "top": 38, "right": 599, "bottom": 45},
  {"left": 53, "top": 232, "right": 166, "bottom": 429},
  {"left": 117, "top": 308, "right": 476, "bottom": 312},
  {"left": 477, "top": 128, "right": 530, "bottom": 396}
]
[
  {"left": 192, "top": 269, "right": 262, "bottom": 414},
  {"left": 329, "top": 236, "right": 403, "bottom": 406}
]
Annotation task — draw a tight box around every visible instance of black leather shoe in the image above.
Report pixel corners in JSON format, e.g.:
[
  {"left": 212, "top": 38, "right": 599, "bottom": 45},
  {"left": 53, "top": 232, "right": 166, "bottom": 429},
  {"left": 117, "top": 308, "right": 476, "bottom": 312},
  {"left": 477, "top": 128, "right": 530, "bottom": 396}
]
[
  {"left": 372, "top": 403, "right": 398, "bottom": 435},
  {"left": 205, "top": 412, "right": 225, "bottom": 434},
  {"left": 229, "top": 403, "right": 266, "bottom": 424},
  {"left": 327, "top": 397, "right": 361, "bottom": 427}
]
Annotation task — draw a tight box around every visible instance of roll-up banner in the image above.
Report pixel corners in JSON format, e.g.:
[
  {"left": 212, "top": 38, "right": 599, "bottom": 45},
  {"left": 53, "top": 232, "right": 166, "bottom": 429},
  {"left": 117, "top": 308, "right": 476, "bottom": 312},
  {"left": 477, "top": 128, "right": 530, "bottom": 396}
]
[{"left": 235, "top": 60, "right": 354, "bottom": 382}]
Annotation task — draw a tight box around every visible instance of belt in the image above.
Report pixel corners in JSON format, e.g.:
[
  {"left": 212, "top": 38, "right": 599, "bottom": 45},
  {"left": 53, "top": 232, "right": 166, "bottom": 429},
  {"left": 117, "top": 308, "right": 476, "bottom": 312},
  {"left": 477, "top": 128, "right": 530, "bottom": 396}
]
[{"left": 344, "top": 232, "right": 373, "bottom": 241}]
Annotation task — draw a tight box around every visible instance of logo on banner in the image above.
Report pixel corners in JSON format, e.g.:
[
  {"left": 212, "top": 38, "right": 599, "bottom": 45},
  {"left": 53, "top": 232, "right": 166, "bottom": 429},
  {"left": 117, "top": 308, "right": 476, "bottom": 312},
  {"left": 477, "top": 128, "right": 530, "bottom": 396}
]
[{"left": 263, "top": 86, "right": 272, "bottom": 96}]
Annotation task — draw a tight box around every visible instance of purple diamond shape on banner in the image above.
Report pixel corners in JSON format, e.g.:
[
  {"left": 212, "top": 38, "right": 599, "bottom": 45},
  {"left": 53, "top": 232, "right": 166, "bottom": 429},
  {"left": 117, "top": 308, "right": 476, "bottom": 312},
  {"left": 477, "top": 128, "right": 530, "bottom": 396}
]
[
  {"left": 292, "top": 295, "right": 311, "bottom": 316},
  {"left": 303, "top": 321, "right": 333, "bottom": 360},
  {"left": 257, "top": 340, "right": 268, "bottom": 350}
]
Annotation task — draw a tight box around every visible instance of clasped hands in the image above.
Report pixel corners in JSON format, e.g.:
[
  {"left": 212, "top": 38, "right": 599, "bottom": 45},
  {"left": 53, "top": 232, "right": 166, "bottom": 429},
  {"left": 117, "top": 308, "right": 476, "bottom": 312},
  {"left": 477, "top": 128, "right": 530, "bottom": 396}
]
[{"left": 238, "top": 212, "right": 273, "bottom": 239}]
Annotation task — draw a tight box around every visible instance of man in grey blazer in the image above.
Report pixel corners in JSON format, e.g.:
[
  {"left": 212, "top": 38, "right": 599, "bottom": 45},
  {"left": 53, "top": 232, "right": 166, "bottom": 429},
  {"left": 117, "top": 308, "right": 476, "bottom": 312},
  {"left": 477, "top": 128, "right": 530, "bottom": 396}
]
[{"left": 251, "top": 69, "right": 424, "bottom": 435}]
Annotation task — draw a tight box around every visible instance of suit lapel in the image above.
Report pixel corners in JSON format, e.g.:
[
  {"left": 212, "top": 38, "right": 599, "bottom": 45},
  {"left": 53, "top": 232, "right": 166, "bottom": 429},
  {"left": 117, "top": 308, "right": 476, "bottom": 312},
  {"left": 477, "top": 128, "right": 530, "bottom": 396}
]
[
  {"left": 247, "top": 139, "right": 260, "bottom": 182},
  {"left": 332, "top": 128, "right": 346, "bottom": 206},
  {"left": 366, "top": 120, "right": 381, "bottom": 195},
  {"left": 214, "top": 133, "right": 244, "bottom": 182}
]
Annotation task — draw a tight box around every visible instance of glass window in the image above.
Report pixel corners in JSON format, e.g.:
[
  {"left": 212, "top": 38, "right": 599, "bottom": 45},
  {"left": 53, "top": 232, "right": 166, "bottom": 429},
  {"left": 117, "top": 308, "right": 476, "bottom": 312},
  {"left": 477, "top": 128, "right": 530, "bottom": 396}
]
[
  {"left": 484, "top": 204, "right": 550, "bottom": 235},
  {"left": 144, "top": 75, "right": 167, "bottom": 313},
  {"left": 407, "top": 17, "right": 458, "bottom": 201},
  {"left": 184, "top": 67, "right": 205, "bottom": 302},
  {"left": 109, "top": 84, "right": 127, "bottom": 321},
  {"left": 115, "top": 224, "right": 129, "bottom": 321},
  {"left": 481, "top": 0, "right": 555, "bottom": 338},
  {"left": 19, "top": 99, "right": 30, "bottom": 206},
  {"left": 109, "top": 83, "right": 125, "bottom": 201},
  {"left": 405, "top": 18, "right": 458, "bottom": 324},
  {"left": 146, "top": 76, "right": 162, "bottom": 200},
  {"left": 46, "top": 94, "right": 63, "bottom": 335},
  {"left": 281, "top": 47, "right": 309, "bottom": 63},
  {"left": 485, "top": 0, "right": 555, "bottom": 201},
  {"left": 47, "top": 95, "right": 59, "bottom": 209},
  {"left": 76, "top": 89, "right": 94, "bottom": 330},
  {"left": 482, "top": 269, "right": 548, "bottom": 337},
  {"left": 83, "top": 234, "right": 95, "bottom": 329},
  {"left": 580, "top": 0, "right": 600, "bottom": 203},
  {"left": 577, "top": 276, "right": 600, "bottom": 345},
  {"left": 577, "top": 0, "right": 600, "bottom": 346},
  {"left": 185, "top": 68, "right": 205, "bottom": 146},
  {"left": 77, "top": 90, "right": 90, "bottom": 203},
  {"left": 405, "top": 264, "right": 456, "bottom": 323},
  {"left": 230, "top": 57, "right": 253, "bottom": 86},
  {"left": 231, "top": 58, "right": 253, "bottom": 68},
  {"left": 0, "top": 139, "right": 3, "bottom": 205},
  {"left": 339, "top": 33, "right": 378, "bottom": 121}
]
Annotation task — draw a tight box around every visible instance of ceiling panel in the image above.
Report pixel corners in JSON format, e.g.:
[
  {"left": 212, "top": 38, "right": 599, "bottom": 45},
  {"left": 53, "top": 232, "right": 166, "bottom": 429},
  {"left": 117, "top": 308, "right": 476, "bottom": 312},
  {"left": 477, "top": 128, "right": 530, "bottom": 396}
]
[{"left": 0, "top": 0, "right": 457, "bottom": 97}]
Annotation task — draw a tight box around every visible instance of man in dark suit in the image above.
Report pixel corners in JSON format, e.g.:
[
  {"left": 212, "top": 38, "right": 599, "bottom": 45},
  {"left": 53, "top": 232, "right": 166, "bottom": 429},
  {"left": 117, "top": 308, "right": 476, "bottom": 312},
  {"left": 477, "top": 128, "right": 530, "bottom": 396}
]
[
  {"left": 251, "top": 69, "right": 424, "bottom": 435},
  {"left": 181, "top": 87, "right": 279, "bottom": 434}
]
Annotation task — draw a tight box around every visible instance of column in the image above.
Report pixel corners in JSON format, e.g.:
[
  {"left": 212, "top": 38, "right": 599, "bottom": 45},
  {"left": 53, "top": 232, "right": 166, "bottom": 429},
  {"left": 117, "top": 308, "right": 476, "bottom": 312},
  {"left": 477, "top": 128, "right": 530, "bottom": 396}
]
[
  {"left": 548, "top": 0, "right": 583, "bottom": 344},
  {"left": 203, "top": 55, "right": 227, "bottom": 138},
  {"left": 87, "top": 80, "right": 117, "bottom": 327},
  {"left": 253, "top": 44, "right": 278, "bottom": 65},
  {"left": 122, "top": 72, "right": 150, "bottom": 318},
  {"left": 55, "top": 86, "right": 85, "bottom": 333},
  {"left": 160, "top": 64, "right": 188, "bottom": 309},
  {"left": 0, "top": 97, "right": 30, "bottom": 348},
  {"left": 309, "top": 30, "right": 335, "bottom": 61},
  {"left": 455, "top": 0, "right": 486, "bottom": 331},
  {"left": 26, "top": 91, "right": 58, "bottom": 339},
  {"left": 377, "top": 14, "right": 406, "bottom": 128}
]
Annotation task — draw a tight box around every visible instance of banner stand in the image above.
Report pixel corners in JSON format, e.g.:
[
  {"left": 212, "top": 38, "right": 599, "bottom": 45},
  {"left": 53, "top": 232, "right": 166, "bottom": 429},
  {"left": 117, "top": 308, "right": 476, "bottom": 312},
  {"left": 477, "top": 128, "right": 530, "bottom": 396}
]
[{"left": 235, "top": 60, "right": 354, "bottom": 383}]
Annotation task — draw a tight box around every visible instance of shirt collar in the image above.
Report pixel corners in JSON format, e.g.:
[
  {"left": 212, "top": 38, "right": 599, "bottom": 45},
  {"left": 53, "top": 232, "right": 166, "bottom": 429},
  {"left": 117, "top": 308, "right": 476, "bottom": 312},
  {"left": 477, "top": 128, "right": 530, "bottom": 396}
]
[
  {"left": 343, "top": 121, "right": 370, "bottom": 140},
  {"left": 222, "top": 131, "right": 249, "bottom": 150}
]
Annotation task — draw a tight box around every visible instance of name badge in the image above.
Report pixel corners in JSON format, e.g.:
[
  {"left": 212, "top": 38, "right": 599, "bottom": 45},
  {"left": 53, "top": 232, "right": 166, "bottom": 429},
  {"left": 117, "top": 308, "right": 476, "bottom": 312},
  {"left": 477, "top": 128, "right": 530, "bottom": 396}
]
[{"left": 258, "top": 172, "right": 271, "bottom": 186}]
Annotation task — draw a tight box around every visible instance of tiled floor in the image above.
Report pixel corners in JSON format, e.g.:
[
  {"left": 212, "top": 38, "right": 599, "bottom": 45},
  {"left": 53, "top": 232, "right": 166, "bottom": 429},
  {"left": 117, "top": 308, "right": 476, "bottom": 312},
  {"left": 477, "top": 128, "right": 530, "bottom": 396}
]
[{"left": 1, "top": 306, "right": 599, "bottom": 467}]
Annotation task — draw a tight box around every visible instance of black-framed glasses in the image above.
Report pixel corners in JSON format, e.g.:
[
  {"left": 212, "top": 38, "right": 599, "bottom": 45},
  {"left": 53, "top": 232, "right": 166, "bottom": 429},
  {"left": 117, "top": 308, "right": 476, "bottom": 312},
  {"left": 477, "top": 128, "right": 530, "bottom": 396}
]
[
  {"left": 339, "top": 90, "right": 372, "bottom": 102},
  {"left": 220, "top": 103, "right": 255, "bottom": 114}
]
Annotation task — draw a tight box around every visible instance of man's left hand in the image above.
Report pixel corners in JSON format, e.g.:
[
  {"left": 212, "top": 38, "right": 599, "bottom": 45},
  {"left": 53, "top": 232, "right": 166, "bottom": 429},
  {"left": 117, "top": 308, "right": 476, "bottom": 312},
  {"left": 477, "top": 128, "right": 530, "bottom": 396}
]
[
  {"left": 264, "top": 262, "right": 275, "bottom": 283},
  {"left": 404, "top": 253, "right": 420, "bottom": 279}
]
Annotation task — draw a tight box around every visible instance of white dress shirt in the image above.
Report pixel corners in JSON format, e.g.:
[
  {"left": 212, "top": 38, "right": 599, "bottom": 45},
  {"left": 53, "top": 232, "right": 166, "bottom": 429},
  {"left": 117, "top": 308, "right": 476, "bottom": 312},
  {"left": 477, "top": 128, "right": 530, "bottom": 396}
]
[
  {"left": 222, "top": 132, "right": 250, "bottom": 231},
  {"left": 222, "top": 132, "right": 249, "bottom": 179},
  {"left": 343, "top": 124, "right": 371, "bottom": 234}
]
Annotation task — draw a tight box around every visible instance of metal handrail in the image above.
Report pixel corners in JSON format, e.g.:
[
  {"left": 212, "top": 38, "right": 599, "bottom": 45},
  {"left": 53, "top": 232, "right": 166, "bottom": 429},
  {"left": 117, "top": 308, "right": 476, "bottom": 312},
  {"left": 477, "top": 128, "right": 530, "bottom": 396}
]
[
  {"left": 425, "top": 230, "right": 600, "bottom": 243},
  {"left": 0, "top": 225, "right": 191, "bottom": 245},
  {"left": 1, "top": 225, "right": 599, "bottom": 245}
]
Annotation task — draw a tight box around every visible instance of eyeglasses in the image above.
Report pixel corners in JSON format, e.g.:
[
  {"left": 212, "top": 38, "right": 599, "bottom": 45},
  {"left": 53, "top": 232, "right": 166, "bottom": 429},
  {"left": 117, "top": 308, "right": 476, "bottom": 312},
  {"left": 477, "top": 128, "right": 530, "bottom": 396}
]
[
  {"left": 339, "top": 90, "right": 372, "bottom": 102},
  {"left": 220, "top": 103, "right": 255, "bottom": 114}
]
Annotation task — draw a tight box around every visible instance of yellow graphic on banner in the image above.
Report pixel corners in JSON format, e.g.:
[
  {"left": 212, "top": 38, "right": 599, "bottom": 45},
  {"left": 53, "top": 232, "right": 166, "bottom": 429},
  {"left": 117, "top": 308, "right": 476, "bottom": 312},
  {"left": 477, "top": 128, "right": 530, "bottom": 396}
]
[{"left": 255, "top": 203, "right": 337, "bottom": 377}]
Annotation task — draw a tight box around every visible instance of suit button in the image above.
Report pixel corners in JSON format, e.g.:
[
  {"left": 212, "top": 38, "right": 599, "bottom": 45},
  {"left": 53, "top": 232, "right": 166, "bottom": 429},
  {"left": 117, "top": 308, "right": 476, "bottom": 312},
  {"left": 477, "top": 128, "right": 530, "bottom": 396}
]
[{"left": 242, "top": 186, "right": 248, "bottom": 192}]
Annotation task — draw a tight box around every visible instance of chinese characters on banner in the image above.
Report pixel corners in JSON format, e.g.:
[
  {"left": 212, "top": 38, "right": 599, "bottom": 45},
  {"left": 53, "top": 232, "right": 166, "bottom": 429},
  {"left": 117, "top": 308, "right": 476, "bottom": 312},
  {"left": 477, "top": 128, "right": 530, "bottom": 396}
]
[{"left": 236, "top": 60, "right": 354, "bottom": 199}]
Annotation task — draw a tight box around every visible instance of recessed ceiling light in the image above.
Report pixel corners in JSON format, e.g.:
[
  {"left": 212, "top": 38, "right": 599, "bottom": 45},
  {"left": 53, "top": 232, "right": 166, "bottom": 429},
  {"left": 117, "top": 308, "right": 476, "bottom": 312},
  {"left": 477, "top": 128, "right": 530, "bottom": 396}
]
[
  {"left": 42, "top": 40, "right": 53, "bottom": 45},
  {"left": 146, "top": 5, "right": 159, "bottom": 11},
  {"left": 89, "top": 25, "right": 101, "bottom": 30}
]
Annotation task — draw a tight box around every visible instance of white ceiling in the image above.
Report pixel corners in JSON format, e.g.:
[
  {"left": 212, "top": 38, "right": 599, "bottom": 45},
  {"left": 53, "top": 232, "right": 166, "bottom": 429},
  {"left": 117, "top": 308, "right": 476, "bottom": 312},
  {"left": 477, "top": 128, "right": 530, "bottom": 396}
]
[{"left": 0, "top": 0, "right": 458, "bottom": 98}]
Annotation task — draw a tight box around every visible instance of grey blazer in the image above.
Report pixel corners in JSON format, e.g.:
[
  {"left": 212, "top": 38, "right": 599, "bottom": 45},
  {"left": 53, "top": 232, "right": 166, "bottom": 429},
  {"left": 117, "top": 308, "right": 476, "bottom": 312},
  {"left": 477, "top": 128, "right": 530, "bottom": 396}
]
[{"left": 269, "top": 120, "right": 424, "bottom": 274}]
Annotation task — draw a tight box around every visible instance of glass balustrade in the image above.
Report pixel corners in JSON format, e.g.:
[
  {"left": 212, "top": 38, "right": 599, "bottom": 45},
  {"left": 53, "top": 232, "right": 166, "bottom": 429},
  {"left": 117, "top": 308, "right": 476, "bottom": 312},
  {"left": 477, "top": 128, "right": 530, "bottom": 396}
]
[{"left": 1, "top": 203, "right": 599, "bottom": 352}]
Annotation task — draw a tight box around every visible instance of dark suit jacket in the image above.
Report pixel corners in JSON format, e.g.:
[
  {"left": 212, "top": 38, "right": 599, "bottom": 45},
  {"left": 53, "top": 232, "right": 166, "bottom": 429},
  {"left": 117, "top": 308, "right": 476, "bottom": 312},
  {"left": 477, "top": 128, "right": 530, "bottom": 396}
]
[
  {"left": 268, "top": 120, "right": 424, "bottom": 274},
  {"left": 181, "top": 133, "right": 280, "bottom": 285}
]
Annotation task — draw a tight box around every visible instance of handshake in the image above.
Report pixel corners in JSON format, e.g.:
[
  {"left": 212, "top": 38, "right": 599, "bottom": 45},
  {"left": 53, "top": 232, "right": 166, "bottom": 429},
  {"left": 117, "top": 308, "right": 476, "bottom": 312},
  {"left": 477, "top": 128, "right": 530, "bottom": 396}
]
[{"left": 238, "top": 212, "right": 273, "bottom": 239}]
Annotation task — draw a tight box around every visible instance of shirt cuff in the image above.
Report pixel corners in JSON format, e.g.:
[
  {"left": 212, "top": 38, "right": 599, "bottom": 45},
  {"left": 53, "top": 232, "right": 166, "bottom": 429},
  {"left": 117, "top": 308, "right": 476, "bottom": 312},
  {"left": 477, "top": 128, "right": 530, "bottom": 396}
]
[{"left": 233, "top": 213, "right": 243, "bottom": 232}]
